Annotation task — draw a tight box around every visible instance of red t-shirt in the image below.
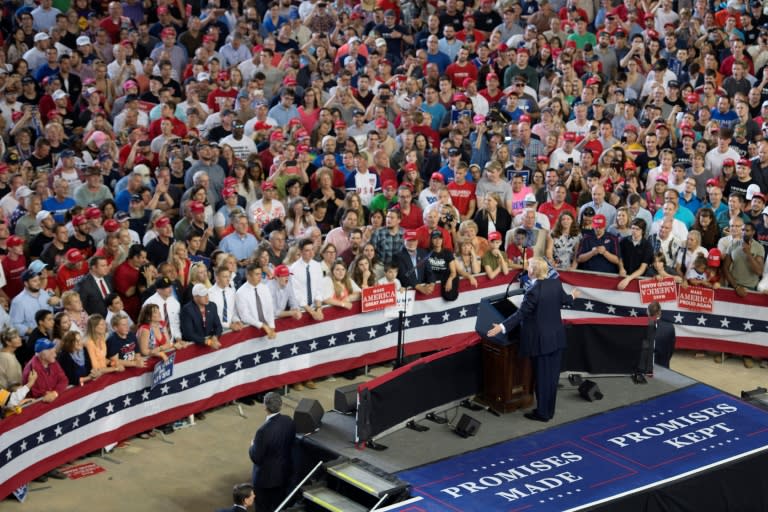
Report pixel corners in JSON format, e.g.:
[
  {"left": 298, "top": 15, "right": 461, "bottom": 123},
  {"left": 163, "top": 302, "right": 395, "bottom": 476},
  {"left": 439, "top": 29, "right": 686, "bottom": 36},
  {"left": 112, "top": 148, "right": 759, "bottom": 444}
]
[
  {"left": 207, "top": 87, "right": 239, "bottom": 113},
  {"left": 397, "top": 204, "right": 424, "bottom": 230},
  {"left": 1, "top": 254, "right": 26, "bottom": 298},
  {"left": 56, "top": 263, "right": 88, "bottom": 292},
  {"left": 447, "top": 181, "right": 476, "bottom": 216},
  {"left": 506, "top": 244, "right": 533, "bottom": 266},
  {"left": 113, "top": 261, "right": 141, "bottom": 320},
  {"left": 538, "top": 201, "right": 577, "bottom": 228},
  {"left": 445, "top": 62, "right": 479, "bottom": 88}
]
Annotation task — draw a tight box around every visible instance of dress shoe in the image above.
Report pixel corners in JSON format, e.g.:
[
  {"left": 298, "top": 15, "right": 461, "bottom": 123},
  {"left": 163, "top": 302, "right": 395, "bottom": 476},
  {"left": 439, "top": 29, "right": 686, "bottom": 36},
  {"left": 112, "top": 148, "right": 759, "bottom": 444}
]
[
  {"left": 743, "top": 357, "right": 754, "bottom": 369},
  {"left": 48, "top": 469, "right": 68, "bottom": 480},
  {"left": 304, "top": 380, "right": 317, "bottom": 390},
  {"left": 523, "top": 411, "right": 550, "bottom": 423},
  {"left": 291, "top": 383, "right": 304, "bottom": 391}
]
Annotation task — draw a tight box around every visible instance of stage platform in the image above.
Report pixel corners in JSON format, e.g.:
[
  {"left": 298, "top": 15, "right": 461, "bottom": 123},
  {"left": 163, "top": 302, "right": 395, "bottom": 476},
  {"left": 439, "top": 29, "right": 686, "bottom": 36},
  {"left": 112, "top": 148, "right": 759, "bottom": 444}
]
[
  {"left": 301, "top": 367, "right": 768, "bottom": 511},
  {"left": 306, "top": 366, "right": 694, "bottom": 474}
]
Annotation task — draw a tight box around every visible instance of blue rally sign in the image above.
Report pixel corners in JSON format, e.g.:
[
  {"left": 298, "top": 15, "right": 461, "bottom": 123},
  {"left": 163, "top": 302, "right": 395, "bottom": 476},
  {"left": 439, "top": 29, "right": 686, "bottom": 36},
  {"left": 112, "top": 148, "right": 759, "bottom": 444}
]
[
  {"left": 397, "top": 384, "right": 768, "bottom": 511},
  {"left": 151, "top": 352, "right": 175, "bottom": 390}
]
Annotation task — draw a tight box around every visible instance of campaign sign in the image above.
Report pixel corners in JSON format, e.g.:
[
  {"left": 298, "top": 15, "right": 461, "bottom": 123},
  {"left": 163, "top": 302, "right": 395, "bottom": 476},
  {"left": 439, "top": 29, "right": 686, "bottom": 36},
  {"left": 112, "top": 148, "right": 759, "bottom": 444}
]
[
  {"left": 151, "top": 352, "right": 175, "bottom": 390},
  {"left": 638, "top": 277, "right": 678, "bottom": 304},
  {"left": 396, "top": 384, "right": 768, "bottom": 511},
  {"left": 361, "top": 283, "right": 397, "bottom": 313},
  {"left": 677, "top": 286, "right": 715, "bottom": 312},
  {"left": 12, "top": 484, "right": 27, "bottom": 502},
  {"left": 385, "top": 290, "right": 416, "bottom": 318},
  {"left": 62, "top": 462, "right": 106, "bottom": 480}
]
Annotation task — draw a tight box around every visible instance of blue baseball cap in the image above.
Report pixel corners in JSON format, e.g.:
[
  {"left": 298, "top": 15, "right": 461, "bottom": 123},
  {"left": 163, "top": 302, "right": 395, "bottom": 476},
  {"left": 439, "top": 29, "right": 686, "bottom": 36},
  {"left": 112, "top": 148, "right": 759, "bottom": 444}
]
[{"left": 35, "top": 338, "right": 56, "bottom": 353}]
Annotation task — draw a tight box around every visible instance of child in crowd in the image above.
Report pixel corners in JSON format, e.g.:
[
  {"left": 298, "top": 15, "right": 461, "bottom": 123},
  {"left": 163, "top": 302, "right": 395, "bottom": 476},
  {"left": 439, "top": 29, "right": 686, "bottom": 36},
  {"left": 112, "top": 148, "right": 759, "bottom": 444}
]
[
  {"left": 377, "top": 263, "right": 403, "bottom": 291},
  {"left": 482, "top": 231, "right": 510, "bottom": 279}
]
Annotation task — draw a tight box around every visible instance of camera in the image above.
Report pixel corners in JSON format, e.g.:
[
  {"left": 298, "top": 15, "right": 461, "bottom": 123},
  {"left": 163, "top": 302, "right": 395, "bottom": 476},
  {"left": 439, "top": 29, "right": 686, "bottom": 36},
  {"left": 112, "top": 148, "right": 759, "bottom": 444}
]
[
  {"left": 303, "top": 206, "right": 312, "bottom": 212},
  {"left": 444, "top": 213, "right": 454, "bottom": 222},
  {"left": 380, "top": 94, "right": 390, "bottom": 101}
]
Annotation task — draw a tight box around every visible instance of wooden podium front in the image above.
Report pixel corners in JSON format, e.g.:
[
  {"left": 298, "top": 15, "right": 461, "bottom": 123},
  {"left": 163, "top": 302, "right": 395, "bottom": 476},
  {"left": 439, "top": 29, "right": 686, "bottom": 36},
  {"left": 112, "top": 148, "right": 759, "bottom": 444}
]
[{"left": 477, "top": 338, "right": 534, "bottom": 413}]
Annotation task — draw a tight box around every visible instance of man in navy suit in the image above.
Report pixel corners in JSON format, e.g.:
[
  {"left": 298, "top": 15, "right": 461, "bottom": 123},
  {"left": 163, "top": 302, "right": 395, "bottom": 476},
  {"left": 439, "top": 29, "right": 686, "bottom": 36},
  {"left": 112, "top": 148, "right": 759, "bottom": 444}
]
[
  {"left": 180, "top": 284, "right": 223, "bottom": 349},
  {"left": 395, "top": 230, "right": 436, "bottom": 294},
  {"left": 215, "top": 483, "right": 254, "bottom": 512},
  {"left": 648, "top": 301, "right": 676, "bottom": 368},
  {"left": 76, "top": 256, "right": 113, "bottom": 316},
  {"left": 488, "top": 257, "right": 580, "bottom": 422},
  {"left": 249, "top": 392, "right": 296, "bottom": 512}
]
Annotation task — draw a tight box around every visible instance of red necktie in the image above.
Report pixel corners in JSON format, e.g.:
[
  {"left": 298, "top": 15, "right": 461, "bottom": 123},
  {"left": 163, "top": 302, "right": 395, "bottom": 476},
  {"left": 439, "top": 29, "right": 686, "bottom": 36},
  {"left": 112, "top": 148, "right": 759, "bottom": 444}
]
[{"left": 99, "top": 279, "right": 108, "bottom": 297}]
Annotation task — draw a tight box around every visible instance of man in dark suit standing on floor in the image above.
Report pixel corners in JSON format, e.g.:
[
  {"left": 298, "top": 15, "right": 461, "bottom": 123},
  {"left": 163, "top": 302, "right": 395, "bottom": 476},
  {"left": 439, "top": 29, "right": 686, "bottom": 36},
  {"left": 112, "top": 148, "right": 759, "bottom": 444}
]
[
  {"left": 180, "top": 284, "right": 223, "bottom": 349},
  {"left": 76, "top": 256, "right": 113, "bottom": 316},
  {"left": 249, "top": 392, "right": 296, "bottom": 512},
  {"left": 487, "top": 257, "right": 581, "bottom": 422},
  {"left": 648, "top": 301, "right": 676, "bottom": 368}
]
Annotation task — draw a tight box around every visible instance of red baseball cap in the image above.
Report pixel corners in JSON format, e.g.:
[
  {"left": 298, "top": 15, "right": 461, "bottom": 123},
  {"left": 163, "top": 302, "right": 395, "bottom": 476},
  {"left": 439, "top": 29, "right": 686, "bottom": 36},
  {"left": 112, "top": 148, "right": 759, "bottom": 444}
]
[
  {"left": 404, "top": 230, "right": 419, "bottom": 241},
  {"left": 222, "top": 187, "right": 237, "bottom": 198},
  {"left": 261, "top": 181, "right": 275, "bottom": 191},
  {"left": 563, "top": 132, "right": 576, "bottom": 141},
  {"left": 6, "top": 235, "right": 23, "bottom": 247},
  {"left": 723, "top": 158, "right": 735, "bottom": 167},
  {"left": 72, "top": 214, "right": 87, "bottom": 227},
  {"left": 705, "top": 178, "right": 720, "bottom": 187},
  {"left": 403, "top": 162, "right": 418, "bottom": 172},
  {"left": 274, "top": 264, "right": 292, "bottom": 277},
  {"left": 375, "top": 117, "right": 388, "bottom": 129},
  {"left": 452, "top": 92, "right": 468, "bottom": 103},
  {"left": 103, "top": 219, "right": 120, "bottom": 233},
  {"left": 383, "top": 180, "right": 397, "bottom": 190},
  {"left": 269, "top": 130, "right": 284, "bottom": 142},
  {"left": 65, "top": 248, "right": 84, "bottom": 264},
  {"left": 430, "top": 172, "right": 444, "bottom": 182},
  {"left": 738, "top": 158, "right": 751, "bottom": 167},
  {"left": 155, "top": 216, "right": 171, "bottom": 228},
  {"left": 188, "top": 201, "right": 205, "bottom": 213},
  {"left": 488, "top": 231, "right": 502, "bottom": 242},
  {"left": 707, "top": 248, "right": 721, "bottom": 267},
  {"left": 85, "top": 206, "right": 102, "bottom": 219},
  {"left": 592, "top": 214, "right": 607, "bottom": 228}
]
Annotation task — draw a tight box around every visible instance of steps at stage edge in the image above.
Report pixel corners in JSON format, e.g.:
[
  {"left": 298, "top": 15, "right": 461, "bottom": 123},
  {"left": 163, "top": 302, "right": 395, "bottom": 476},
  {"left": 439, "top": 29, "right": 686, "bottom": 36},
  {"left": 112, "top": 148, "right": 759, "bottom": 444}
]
[
  {"left": 301, "top": 484, "right": 369, "bottom": 512},
  {"left": 325, "top": 458, "right": 409, "bottom": 498}
]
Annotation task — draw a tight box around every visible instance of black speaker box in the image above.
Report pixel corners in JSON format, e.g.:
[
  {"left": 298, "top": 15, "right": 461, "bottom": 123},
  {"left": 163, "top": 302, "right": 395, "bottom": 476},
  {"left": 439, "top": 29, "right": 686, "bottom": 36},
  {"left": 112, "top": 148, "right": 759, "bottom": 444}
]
[
  {"left": 578, "top": 380, "right": 604, "bottom": 402},
  {"left": 455, "top": 414, "right": 481, "bottom": 438},
  {"left": 334, "top": 383, "right": 358, "bottom": 414},
  {"left": 294, "top": 398, "right": 324, "bottom": 433}
]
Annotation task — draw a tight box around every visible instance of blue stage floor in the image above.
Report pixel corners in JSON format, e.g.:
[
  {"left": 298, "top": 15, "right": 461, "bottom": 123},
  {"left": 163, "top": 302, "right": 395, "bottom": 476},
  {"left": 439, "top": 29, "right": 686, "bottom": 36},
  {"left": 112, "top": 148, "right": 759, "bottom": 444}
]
[{"left": 392, "top": 383, "right": 768, "bottom": 511}]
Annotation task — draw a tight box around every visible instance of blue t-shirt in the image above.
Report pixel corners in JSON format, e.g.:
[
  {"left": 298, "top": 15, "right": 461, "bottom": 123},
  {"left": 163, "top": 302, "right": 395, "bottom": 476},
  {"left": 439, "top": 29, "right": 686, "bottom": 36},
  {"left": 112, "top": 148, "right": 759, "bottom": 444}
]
[{"left": 42, "top": 196, "right": 77, "bottom": 224}]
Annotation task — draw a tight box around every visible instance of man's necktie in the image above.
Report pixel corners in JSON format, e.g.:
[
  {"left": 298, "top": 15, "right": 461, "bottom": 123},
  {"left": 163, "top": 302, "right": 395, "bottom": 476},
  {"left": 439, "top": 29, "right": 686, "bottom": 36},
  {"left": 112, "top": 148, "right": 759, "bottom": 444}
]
[
  {"left": 163, "top": 303, "right": 169, "bottom": 327},
  {"left": 255, "top": 287, "right": 266, "bottom": 325},
  {"left": 306, "top": 264, "right": 312, "bottom": 306},
  {"left": 99, "top": 279, "right": 108, "bottom": 298},
  {"left": 222, "top": 289, "right": 228, "bottom": 322}
]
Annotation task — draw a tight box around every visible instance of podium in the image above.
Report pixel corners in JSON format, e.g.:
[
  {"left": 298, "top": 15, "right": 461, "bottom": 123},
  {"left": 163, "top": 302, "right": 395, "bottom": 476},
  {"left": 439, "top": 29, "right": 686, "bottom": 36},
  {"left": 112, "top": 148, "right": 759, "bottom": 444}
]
[{"left": 474, "top": 293, "right": 534, "bottom": 413}]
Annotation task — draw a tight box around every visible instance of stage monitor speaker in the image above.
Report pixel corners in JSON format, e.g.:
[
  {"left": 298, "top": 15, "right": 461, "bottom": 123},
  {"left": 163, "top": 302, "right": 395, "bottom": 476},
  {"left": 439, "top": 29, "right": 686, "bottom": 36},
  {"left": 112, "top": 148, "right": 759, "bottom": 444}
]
[
  {"left": 578, "top": 380, "right": 604, "bottom": 402},
  {"left": 294, "top": 398, "right": 324, "bottom": 433},
  {"left": 334, "top": 383, "right": 358, "bottom": 414},
  {"left": 455, "top": 414, "right": 481, "bottom": 438}
]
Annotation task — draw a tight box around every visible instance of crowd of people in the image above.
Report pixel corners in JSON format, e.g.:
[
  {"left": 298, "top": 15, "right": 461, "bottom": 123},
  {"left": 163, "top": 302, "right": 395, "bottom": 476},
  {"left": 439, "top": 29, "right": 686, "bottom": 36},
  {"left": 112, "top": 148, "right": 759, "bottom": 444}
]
[{"left": 1, "top": 0, "right": 768, "bottom": 482}]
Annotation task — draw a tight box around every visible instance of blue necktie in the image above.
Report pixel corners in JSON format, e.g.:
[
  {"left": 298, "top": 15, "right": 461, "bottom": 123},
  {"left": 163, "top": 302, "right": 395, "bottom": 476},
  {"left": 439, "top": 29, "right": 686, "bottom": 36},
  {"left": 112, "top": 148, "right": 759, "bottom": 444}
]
[
  {"left": 222, "top": 289, "right": 228, "bottom": 322},
  {"left": 306, "top": 264, "right": 312, "bottom": 305}
]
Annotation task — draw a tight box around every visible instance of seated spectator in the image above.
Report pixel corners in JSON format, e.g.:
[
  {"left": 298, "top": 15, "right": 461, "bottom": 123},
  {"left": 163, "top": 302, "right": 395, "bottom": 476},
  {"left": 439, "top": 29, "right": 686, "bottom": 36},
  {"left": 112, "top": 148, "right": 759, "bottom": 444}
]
[
  {"left": 350, "top": 255, "right": 376, "bottom": 290},
  {"left": 617, "top": 219, "right": 653, "bottom": 290},
  {"left": 57, "top": 331, "right": 96, "bottom": 386},
  {"left": 576, "top": 214, "right": 621, "bottom": 274},
  {"left": 180, "top": 284, "right": 224, "bottom": 349},
  {"left": 106, "top": 313, "right": 145, "bottom": 368},
  {"left": 425, "top": 230, "right": 458, "bottom": 301},
  {"left": 322, "top": 259, "right": 361, "bottom": 310},
  {"left": 22, "top": 338, "right": 67, "bottom": 402},
  {"left": 396, "top": 230, "right": 435, "bottom": 295},
  {"left": 135, "top": 304, "right": 175, "bottom": 361},
  {"left": 484, "top": 231, "right": 511, "bottom": 279},
  {"left": 235, "top": 263, "right": 277, "bottom": 339},
  {"left": 0, "top": 328, "right": 23, "bottom": 391}
]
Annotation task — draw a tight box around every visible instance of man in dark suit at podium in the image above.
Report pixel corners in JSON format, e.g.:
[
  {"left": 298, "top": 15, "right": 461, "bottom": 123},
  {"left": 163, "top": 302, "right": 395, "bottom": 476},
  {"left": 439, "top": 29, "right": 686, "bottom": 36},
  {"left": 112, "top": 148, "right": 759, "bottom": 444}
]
[
  {"left": 648, "top": 301, "right": 676, "bottom": 368},
  {"left": 249, "top": 392, "right": 296, "bottom": 512},
  {"left": 487, "top": 257, "right": 580, "bottom": 422}
]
